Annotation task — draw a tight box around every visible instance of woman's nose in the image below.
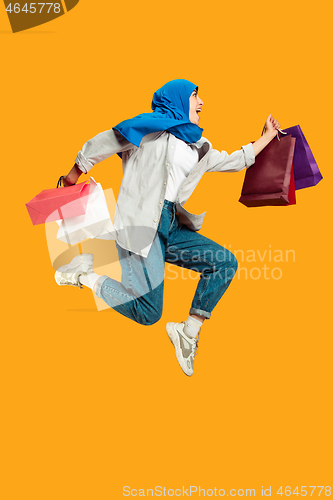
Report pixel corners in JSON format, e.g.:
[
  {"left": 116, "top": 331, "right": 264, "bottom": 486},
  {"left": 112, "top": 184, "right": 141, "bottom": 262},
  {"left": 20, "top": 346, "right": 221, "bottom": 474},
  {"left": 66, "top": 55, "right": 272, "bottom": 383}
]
[{"left": 199, "top": 97, "right": 204, "bottom": 106}]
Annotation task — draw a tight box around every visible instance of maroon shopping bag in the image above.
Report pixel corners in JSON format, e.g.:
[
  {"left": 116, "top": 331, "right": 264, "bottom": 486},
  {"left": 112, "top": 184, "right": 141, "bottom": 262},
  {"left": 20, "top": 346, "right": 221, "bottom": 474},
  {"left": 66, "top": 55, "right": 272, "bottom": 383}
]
[
  {"left": 282, "top": 125, "right": 322, "bottom": 190},
  {"left": 239, "top": 135, "right": 296, "bottom": 207}
]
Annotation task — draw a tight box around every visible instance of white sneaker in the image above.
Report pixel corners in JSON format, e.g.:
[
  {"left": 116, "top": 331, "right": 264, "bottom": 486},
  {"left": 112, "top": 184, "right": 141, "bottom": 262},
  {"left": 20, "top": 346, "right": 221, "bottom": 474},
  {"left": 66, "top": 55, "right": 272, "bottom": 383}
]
[
  {"left": 55, "top": 253, "right": 94, "bottom": 288},
  {"left": 166, "top": 322, "right": 199, "bottom": 376}
]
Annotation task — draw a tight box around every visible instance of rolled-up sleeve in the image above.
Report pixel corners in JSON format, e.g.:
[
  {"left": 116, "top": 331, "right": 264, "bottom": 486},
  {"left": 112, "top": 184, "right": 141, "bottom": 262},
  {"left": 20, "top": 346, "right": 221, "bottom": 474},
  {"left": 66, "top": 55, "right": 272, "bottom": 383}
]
[
  {"left": 75, "top": 129, "right": 134, "bottom": 174},
  {"left": 206, "top": 142, "right": 255, "bottom": 173}
]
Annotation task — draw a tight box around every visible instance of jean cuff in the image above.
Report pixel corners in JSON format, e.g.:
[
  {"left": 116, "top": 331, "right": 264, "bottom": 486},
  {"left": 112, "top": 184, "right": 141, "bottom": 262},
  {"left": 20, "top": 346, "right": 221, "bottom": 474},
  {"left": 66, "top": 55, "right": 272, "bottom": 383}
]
[
  {"left": 189, "top": 307, "right": 211, "bottom": 320},
  {"left": 94, "top": 275, "right": 109, "bottom": 298}
]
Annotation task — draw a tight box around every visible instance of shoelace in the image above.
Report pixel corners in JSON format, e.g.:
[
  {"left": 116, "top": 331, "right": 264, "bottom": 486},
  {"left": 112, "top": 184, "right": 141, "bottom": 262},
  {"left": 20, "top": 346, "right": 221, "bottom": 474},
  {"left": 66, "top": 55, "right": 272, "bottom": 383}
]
[
  {"left": 180, "top": 321, "right": 200, "bottom": 357},
  {"left": 194, "top": 331, "right": 200, "bottom": 356}
]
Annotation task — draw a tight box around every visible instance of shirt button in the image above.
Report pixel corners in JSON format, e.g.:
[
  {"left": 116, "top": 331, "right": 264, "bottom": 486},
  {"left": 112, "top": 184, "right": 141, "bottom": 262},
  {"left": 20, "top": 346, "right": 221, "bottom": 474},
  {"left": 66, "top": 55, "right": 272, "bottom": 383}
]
[
  {"left": 154, "top": 219, "right": 157, "bottom": 223},
  {"left": 160, "top": 201, "right": 163, "bottom": 204},
  {"left": 164, "top": 182, "right": 167, "bottom": 185},
  {"left": 166, "top": 163, "right": 170, "bottom": 166},
  {"left": 170, "top": 146, "right": 174, "bottom": 149}
]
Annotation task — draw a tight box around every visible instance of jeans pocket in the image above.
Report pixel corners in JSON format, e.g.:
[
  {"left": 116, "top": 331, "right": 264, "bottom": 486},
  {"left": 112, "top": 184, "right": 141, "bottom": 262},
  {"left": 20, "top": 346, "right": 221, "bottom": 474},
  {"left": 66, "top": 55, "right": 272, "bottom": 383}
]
[{"left": 170, "top": 212, "right": 178, "bottom": 231}]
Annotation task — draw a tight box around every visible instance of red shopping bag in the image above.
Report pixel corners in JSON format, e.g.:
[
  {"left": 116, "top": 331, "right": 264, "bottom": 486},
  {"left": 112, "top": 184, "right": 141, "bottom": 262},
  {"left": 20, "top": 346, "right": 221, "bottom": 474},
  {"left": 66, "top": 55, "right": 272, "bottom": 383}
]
[
  {"left": 26, "top": 180, "right": 90, "bottom": 225},
  {"left": 288, "top": 165, "right": 296, "bottom": 205},
  {"left": 239, "top": 135, "right": 296, "bottom": 207}
]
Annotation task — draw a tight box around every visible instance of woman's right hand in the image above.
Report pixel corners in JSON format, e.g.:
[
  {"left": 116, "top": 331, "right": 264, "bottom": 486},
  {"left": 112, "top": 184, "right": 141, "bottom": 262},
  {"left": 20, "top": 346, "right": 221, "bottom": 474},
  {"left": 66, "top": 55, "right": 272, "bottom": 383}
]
[
  {"left": 263, "top": 114, "right": 281, "bottom": 137},
  {"left": 253, "top": 115, "right": 282, "bottom": 157}
]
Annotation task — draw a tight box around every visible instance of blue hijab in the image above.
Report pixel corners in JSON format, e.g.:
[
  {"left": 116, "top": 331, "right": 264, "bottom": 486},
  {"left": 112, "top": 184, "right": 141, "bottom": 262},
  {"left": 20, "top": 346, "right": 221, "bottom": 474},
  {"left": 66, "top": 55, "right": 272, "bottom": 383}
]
[{"left": 113, "top": 79, "right": 203, "bottom": 154}]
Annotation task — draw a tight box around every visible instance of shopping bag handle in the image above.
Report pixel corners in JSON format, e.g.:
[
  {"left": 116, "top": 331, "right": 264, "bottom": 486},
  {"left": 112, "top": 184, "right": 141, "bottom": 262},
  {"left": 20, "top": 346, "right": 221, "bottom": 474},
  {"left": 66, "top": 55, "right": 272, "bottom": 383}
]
[
  {"left": 56, "top": 176, "right": 76, "bottom": 188},
  {"left": 261, "top": 124, "right": 287, "bottom": 141}
]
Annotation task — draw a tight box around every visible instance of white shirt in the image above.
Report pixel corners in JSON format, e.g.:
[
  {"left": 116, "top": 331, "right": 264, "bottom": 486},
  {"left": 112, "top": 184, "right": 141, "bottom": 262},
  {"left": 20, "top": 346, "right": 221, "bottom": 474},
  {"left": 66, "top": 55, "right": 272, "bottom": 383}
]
[{"left": 165, "top": 137, "right": 199, "bottom": 202}]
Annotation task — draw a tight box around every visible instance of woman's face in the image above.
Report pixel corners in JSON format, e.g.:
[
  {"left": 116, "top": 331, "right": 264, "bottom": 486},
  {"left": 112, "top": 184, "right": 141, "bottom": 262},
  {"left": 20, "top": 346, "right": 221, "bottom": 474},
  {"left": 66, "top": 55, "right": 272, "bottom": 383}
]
[{"left": 189, "top": 89, "right": 204, "bottom": 125}]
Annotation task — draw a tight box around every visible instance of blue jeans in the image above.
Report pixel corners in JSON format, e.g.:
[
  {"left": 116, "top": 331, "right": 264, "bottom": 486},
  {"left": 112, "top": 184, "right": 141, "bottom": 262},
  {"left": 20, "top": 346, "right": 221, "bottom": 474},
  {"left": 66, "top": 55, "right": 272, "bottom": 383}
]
[{"left": 95, "top": 200, "right": 238, "bottom": 325}]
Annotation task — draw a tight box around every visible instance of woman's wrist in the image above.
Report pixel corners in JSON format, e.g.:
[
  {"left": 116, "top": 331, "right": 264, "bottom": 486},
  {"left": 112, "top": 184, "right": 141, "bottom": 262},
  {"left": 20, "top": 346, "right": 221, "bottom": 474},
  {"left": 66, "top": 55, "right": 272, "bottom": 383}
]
[
  {"left": 66, "top": 164, "right": 82, "bottom": 184},
  {"left": 252, "top": 130, "right": 277, "bottom": 157},
  {"left": 264, "top": 129, "right": 277, "bottom": 142}
]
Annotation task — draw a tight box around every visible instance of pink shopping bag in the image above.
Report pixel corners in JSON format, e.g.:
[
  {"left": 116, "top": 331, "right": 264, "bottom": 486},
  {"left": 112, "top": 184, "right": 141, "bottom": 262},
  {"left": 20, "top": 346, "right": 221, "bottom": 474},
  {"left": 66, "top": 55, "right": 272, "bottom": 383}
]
[{"left": 26, "top": 180, "right": 90, "bottom": 225}]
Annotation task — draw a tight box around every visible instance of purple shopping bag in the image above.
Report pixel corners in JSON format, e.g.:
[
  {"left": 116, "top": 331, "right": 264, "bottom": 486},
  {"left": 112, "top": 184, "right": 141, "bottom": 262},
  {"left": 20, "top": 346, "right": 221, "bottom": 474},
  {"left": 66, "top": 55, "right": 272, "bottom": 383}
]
[{"left": 282, "top": 125, "right": 322, "bottom": 190}]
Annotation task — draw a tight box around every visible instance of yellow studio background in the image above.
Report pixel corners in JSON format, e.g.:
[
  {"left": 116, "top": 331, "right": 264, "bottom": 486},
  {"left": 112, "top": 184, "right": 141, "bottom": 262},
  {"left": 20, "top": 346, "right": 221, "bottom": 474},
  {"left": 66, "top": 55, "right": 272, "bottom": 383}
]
[{"left": 1, "top": 0, "right": 332, "bottom": 499}]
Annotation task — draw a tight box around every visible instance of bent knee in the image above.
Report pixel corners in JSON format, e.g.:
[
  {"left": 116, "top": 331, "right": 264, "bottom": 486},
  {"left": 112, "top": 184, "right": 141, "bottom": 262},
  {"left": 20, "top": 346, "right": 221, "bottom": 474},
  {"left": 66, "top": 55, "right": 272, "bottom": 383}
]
[
  {"left": 215, "top": 249, "right": 238, "bottom": 271},
  {"left": 228, "top": 253, "right": 238, "bottom": 278},
  {"left": 137, "top": 310, "right": 162, "bottom": 326},
  {"left": 214, "top": 250, "right": 238, "bottom": 280},
  {"left": 231, "top": 253, "right": 238, "bottom": 271}
]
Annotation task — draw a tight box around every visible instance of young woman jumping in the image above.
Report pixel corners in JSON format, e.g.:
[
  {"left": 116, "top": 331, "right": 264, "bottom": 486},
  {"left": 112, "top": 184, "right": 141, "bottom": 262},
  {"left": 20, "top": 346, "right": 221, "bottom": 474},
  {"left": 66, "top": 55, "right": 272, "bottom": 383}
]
[{"left": 55, "top": 79, "right": 280, "bottom": 376}]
